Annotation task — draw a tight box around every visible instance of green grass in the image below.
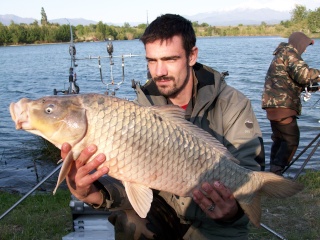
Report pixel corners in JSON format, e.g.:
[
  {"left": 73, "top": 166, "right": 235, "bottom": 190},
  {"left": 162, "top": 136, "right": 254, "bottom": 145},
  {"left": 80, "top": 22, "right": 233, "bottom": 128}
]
[
  {"left": 0, "top": 190, "right": 72, "bottom": 240},
  {"left": 0, "top": 171, "right": 319, "bottom": 240},
  {"left": 249, "top": 170, "right": 320, "bottom": 240}
]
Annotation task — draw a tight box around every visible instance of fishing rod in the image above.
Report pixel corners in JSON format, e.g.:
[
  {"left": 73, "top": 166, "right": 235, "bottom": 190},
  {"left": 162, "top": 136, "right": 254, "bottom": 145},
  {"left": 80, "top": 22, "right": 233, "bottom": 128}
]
[
  {"left": 67, "top": 20, "right": 79, "bottom": 95},
  {"left": 283, "top": 133, "right": 320, "bottom": 174},
  {"left": 292, "top": 137, "right": 320, "bottom": 181},
  {"left": 260, "top": 223, "right": 287, "bottom": 240},
  {"left": 312, "top": 97, "right": 320, "bottom": 108},
  {"left": 0, "top": 162, "right": 62, "bottom": 221},
  {"left": 53, "top": 20, "right": 79, "bottom": 95}
]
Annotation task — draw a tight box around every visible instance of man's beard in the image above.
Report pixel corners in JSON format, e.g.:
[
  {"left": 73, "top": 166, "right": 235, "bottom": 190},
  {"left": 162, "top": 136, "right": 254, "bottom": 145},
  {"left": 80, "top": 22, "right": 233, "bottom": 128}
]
[{"left": 153, "top": 69, "right": 190, "bottom": 98}]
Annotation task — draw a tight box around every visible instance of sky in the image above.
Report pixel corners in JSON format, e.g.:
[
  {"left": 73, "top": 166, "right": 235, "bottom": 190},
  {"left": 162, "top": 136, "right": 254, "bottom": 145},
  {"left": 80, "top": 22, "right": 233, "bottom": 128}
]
[{"left": 1, "top": 0, "right": 320, "bottom": 24}]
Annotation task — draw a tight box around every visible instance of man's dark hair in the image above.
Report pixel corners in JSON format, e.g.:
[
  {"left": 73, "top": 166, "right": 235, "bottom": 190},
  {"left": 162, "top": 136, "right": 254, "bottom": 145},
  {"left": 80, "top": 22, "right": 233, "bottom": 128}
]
[{"left": 140, "top": 14, "right": 196, "bottom": 57}]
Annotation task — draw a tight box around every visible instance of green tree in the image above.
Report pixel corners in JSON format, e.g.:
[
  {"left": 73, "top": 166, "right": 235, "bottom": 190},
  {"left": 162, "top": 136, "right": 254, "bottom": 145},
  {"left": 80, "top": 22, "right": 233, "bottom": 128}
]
[
  {"left": 0, "top": 23, "right": 11, "bottom": 45},
  {"left": 76, "top": 24, "right": 85, "bottom": 37},
  {"left": 290, "top": 4, "right": 308, "bottom": 24},
  {"left": 307, "top": 7, "right": 320, "bottom": 33},
  {"left": 41, "top": 7, "right": 48, "bottom": 25},
  {"left": 123, "top": 22, "right": 131, "bottom": 28},
  {"left": 84, "top": 24, "right": 96, "bottom": 35},
  {"left": 260, "top": 21, "right": 267, "bottom": 27},
  {"left": 205, "top": 26, "right": 214, "bottom": 36},
  {"left": 40, "top": 25, "right": 52, "bottom": 42},
  {"left": 27, "top": 22, "right": 41, "bottom": 43},
  {"left": 280, "top": 20, "right": 292, "bottom": 28},
  {"left": 192, "top": 21, "right": 200, "bottom": 27},
  {"left": 9, "top": 22, "right": 27, "bottom": 44},
  {"left": 200, "top": 22, "right": 209, "bottom": 27},
  {"left": 137, "top": 23, "right": 147, "bottom": 29},
  {"left": 55, "top": 24, "right": 71, "bottom": 42},
  {"left": 96, "top": 21, "right": 106, "bottom": 40},
  {"left": 105, "top": 25, "right": 118, "bottom": 40}
]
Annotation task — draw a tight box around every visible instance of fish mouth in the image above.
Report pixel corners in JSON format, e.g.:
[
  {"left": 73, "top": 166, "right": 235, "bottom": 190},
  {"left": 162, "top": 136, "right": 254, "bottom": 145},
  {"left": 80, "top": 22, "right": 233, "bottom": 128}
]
[{"left": 9, "top": 100, "right": 32, "bottom": 130}]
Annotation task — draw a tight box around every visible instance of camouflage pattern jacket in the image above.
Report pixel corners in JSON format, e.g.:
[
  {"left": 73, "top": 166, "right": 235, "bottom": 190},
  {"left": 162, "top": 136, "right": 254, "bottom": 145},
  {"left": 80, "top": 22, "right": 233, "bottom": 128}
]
[{"left": 261, "top": 42, "right": 320, "bottom": 115}]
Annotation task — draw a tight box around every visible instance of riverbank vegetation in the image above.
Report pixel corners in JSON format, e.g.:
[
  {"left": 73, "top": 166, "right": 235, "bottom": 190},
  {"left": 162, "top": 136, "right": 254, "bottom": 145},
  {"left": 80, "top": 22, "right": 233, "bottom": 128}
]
[
  {"left": 0, "top": 170, "right": 319, "bottom": 239},
  {"left": 0, "top": 5, "right": 320, "bottom": 46}
]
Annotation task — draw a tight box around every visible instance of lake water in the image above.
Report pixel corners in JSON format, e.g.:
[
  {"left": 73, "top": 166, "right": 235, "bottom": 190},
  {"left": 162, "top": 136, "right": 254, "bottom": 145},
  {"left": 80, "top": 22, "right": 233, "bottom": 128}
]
[{"left": 0, "top": 37, "right": 319, "bottom": 194}]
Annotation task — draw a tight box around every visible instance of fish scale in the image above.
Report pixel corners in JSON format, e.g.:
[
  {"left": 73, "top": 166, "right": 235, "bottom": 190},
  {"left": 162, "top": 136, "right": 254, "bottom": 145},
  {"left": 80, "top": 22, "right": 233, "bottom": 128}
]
[{"left": 9, "top": 93, "right": 304, "bottom": 227}]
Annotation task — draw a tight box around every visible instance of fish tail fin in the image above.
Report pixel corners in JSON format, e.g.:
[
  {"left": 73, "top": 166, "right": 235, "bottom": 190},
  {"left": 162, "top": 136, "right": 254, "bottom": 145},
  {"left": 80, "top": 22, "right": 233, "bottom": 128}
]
[
  {"left": 258, "top": 171, "right": 304, "bottom": 198},
  {"left": 238, "top": 171, "right": 303, "bottom": 227},
  {"left": 239, "top": 194, "right": 261, "bottom": 227}
]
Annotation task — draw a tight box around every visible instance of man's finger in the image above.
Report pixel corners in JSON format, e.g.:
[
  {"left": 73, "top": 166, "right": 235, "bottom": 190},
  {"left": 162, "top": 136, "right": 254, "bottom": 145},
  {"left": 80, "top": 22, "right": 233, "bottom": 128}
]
[
  {"left": 61, "top": 142, "right": 72, "bottom": 159},
  {"left": 212, "top": 181, "right": 234, "bottom": 201},
  {"left": 201, "top": 182, "right": 223, "bottom": 203},
  {"left": 75, "top": 144, "right": 98, "bottom": 168}
]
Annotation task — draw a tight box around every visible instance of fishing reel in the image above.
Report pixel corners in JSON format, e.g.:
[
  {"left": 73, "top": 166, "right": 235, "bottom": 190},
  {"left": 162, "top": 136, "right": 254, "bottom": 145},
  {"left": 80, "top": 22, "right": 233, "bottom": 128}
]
[
  {"left": 53, "top": 77, "right": 80, "bottom": 95},
  {"left": 302, "top": 82, "right": 320, "bottom": 102},
  {"left": 107, "top": 41, "right": 114, "bottom": 59},
  {"left": 53, "top": 60, "right": 80, "bottom": 95}
]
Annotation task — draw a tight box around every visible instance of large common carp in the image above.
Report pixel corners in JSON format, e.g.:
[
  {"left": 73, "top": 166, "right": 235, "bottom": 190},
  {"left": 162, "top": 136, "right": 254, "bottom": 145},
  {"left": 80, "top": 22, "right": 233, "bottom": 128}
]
[{"left": 9, "top": 93, "right": 303, "bottom": 227}]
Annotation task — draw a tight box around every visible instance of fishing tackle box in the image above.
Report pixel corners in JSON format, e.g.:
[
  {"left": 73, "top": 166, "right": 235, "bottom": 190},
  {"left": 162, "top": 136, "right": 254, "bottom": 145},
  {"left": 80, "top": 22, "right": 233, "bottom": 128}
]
[{"left": 62, "top": 195, "right": 115, "bottom": 240}]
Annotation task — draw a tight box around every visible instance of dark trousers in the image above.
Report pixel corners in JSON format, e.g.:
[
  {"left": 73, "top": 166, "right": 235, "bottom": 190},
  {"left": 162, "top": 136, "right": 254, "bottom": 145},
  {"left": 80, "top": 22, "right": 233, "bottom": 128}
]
[
  {"left": 269, "top": 117, "right": 300, "bottom": 167},
  {"left": 108, "top": 194, "right": 190, "bottom": 240}
]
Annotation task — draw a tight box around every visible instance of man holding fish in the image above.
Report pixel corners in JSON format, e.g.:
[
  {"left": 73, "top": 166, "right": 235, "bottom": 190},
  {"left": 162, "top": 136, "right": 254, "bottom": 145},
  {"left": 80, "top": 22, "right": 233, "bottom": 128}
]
[{"left": 61, "top": 14, "right": 266, "bottom": 239}]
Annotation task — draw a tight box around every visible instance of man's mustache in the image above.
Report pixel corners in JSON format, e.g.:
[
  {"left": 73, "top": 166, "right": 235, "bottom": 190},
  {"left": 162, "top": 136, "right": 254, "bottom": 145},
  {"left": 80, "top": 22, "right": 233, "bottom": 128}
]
[{"left": 153, "top": 76, "right": 175, "bottom": 81}]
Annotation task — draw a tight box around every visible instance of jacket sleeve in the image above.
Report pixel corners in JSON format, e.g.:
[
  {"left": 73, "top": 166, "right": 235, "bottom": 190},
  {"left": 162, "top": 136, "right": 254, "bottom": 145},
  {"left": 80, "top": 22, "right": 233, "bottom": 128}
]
[
  {"left": 210, "top": 85, "right": 265, "bottom": 171},
  {"left": 287, "top": 50, "right": 320, "bottom": 85},
  {"left": 90, "top": 176, "right": 132, "bottom": 211}
]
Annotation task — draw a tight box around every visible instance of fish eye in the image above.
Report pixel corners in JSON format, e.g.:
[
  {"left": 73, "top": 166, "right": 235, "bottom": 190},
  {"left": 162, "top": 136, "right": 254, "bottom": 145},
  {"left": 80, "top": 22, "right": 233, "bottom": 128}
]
[{"left": 45, "top": 104, "right": 54, "bottom": 114}]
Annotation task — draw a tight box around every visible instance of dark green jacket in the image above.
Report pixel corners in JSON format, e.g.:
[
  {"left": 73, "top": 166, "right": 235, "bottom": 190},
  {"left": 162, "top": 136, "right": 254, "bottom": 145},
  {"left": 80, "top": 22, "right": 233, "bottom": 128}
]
[{"left": 133, "top": 63, "right": 265, "bottom": 239}]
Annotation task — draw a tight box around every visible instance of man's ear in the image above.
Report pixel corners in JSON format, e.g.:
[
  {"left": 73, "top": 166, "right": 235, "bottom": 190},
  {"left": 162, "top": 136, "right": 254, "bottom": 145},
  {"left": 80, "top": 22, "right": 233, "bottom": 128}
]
[{"left": 189, "top": 46, "right": 198, "bottom": 66}]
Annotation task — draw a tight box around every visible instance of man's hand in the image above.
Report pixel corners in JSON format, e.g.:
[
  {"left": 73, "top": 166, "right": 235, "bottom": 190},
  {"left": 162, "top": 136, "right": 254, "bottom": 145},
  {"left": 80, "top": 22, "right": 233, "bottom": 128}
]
[
  {"left": 192, "top": 181, "right": 240, "bottom": 221},
  {"left": 61, "top": 143, "right": 109, "bottom": 205}
]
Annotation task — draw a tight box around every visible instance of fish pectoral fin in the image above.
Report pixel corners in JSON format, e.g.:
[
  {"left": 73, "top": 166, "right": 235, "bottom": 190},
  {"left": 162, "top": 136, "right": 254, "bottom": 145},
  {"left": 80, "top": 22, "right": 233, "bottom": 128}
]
[
  {"left": 53, "top": 151, "right": 75, "bottom": 195},
  {"left": 123, "top": 181, "right": 153, "bottom": 218}
]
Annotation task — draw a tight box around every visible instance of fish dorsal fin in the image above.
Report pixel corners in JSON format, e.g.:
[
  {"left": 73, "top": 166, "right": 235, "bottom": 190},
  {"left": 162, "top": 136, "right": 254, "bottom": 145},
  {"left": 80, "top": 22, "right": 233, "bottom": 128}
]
[
  {"left": 147, "top": 105, "right": 240, "bottom": 164},
  {"left": 123, "top": 181, "right": 153, "bottom": 218},
  {"left": 53, "top": 151, "right": 80, "bottom": 194},
  {"left": 148, "top": 104, "right": 186, "bottom": 120}
]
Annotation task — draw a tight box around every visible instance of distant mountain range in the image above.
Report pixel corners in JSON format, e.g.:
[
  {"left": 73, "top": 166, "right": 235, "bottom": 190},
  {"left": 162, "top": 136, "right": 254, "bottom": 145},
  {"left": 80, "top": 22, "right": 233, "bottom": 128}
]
[
  {"left": 186, "top": 8, "right": 290, "bottom": 26},
  {"left": 0, "top": 14, "right": 97, "bottom": 26},
  {"left": 0, "top": 8, "right": 290, "bottom": 27}
]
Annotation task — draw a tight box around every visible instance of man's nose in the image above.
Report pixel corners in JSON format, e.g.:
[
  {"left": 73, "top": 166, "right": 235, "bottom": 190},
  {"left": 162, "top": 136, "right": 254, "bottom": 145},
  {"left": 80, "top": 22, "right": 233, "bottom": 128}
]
[{"left": 154, "top": 61, "right": 168, "bottom": 77}]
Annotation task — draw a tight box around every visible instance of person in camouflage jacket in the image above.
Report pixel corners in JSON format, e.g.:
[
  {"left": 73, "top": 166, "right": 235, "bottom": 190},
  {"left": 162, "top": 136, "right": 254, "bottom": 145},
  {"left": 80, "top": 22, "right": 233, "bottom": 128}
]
[{"left": 262, "top": 32, "right": 320, "bottom": 175}]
